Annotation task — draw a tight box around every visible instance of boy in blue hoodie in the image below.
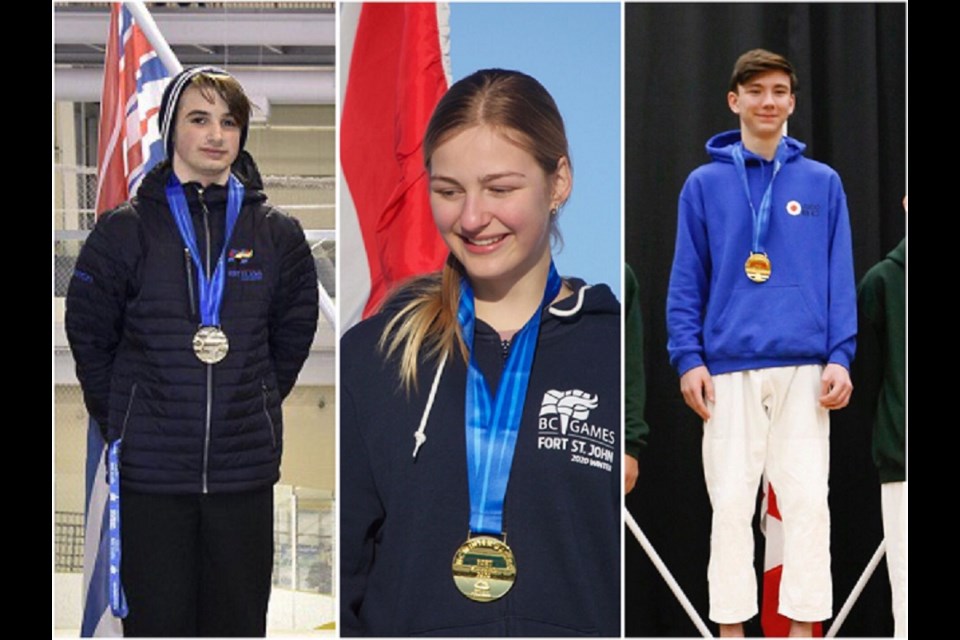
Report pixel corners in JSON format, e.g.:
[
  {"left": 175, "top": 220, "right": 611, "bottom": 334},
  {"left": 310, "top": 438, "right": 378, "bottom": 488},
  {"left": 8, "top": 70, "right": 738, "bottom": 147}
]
[{"left": 666, "top": 49, "right": 856, "bottom": 637}]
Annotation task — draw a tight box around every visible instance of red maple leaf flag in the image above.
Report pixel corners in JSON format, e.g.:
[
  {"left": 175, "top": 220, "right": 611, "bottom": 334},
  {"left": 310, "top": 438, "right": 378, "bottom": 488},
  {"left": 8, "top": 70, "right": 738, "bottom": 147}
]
[
  {"left": 340, "top": 2, "right": 451, "bottom": 329},
  {"left": 761, "top": 478, "right": 824, "bottom": 637}
]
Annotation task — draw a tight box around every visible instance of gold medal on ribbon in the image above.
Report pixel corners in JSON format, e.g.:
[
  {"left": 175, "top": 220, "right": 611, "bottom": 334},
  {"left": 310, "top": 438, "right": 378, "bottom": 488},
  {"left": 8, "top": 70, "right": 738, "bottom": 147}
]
[
  {"left": 744, "top": 252, "right": 772, "bottom": 283},
  {"left": 452, "top": 534, "right": 517, "bottom": 602},
  {"left": 193, "top": 326, "right": 229, "bottom": 364}
]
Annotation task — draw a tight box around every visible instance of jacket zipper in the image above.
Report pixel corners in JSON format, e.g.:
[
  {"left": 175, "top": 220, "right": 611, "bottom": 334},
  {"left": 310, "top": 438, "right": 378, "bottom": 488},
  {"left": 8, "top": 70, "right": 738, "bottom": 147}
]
[
  {"left": 261, "top": 380, "right": 278, "bottom": 449},
  {"left": 198, "top": 187, "right": 213, "bottom": 494},
  {"left": 119, "top": 383, "right": 139, "bottom": 441},
  {"left": 184, "top": 248, "right": 197, "bottom": 320}
]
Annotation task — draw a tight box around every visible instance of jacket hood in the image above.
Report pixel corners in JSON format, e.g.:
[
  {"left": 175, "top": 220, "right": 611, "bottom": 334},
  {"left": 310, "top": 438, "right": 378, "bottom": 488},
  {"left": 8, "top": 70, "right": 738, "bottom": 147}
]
[
  {"left": 134, "top": 150, "right": 266, "bottom": 204},
  {"left": 706, "top": 129, "right": 806, "bottom": 164},
  {"left": 886, "top": 238, "right": 906, "bottom": 269},
  {"left": 542, "top": 277, "right": 619, "bottom": 331}
]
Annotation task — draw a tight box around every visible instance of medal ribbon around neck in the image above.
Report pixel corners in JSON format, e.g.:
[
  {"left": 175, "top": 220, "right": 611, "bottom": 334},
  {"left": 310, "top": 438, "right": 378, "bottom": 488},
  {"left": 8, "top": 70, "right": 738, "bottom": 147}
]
[
  {"left": 165, "top": 173, "right": 244, "bottom": 328},
  {"left": 731, "top": 140, "right": 790, "bottom": 256},
  {"left": 459, "top": 261, "right": 562, "bottom": 535}
]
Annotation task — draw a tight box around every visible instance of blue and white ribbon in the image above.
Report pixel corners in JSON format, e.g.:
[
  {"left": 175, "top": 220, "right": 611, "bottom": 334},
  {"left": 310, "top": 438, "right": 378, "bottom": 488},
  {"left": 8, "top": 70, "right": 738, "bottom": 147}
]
[
  {"left": 165, "top": 173, "right": 244, "bottom": 326},
  {"left": 731, "top": 140, "right": 790, "bottom": 255},
  {"left": 460, "top": 263, "right": 562, "bottom": 535}
]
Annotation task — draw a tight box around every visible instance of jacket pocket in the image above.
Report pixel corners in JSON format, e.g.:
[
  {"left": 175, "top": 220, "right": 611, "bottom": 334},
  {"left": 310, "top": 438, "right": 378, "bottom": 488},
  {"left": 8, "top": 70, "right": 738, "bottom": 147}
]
[
  {"left": 118, "top": 382, "right": 139, "bottom": 441},
  {"left": 261, "top": 379, "right": 279, "bottom": 449}
]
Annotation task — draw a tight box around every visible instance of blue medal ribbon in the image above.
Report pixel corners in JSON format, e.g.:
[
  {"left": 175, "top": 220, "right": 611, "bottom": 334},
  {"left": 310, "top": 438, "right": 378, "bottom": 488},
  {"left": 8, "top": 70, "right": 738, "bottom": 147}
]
[
  {"left": 165, "top": 173, "right": 245, "bottom": 327},
  {"left": 107, "top": 440, "right": 128, "bottom": 618},
  {"left": 460, "top": 262, "right": 563, "bottom": 535},
  {"left": 731, "top": 140, "right": 790, "bottom": 255}
]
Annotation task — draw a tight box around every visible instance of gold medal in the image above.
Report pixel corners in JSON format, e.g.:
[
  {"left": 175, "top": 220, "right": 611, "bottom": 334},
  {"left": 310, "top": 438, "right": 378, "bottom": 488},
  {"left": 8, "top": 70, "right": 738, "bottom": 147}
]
[
  {"left": 193, "top": 326, "right": 229, "bottom": 364},
  {"left": 452, "top": 534, "right": 517, "bottom": 602},
  {"left": 744, "top": 252, "right": 772, "bottom": 283}
]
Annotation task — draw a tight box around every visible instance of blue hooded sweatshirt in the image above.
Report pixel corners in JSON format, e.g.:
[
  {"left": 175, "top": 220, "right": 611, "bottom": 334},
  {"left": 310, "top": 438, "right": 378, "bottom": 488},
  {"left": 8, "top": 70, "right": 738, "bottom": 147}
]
[{"left": 667, "top": 130, "right": 856, "bottom": 376}]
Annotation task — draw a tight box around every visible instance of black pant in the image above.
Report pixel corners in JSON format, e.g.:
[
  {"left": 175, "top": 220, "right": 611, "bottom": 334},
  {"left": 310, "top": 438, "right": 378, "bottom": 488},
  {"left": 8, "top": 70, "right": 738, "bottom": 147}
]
[{"left": 120, "top": 488, "right": 274, "bottom": 637}]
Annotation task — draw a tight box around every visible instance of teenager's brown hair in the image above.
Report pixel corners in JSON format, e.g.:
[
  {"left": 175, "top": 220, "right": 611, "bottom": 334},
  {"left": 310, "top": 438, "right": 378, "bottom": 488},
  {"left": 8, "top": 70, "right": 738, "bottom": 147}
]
[
  {"left": 189, "top": 71, "right": 252, "bottom": 131},
  {"left": 729, "top": 49, "right": 799, "bottom": 94}
]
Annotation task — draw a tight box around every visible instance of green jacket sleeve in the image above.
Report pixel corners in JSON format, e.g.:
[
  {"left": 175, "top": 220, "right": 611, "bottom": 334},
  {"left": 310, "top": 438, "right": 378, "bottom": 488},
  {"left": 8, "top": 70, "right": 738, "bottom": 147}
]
[{"left": 625, "top": 263, "right": 650, "bottom": 458}]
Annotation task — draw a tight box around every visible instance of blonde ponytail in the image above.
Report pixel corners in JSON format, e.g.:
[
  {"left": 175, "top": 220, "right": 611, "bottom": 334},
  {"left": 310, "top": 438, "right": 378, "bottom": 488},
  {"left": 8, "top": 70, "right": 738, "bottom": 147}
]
[{"left": 378, "top": 255, "right": 469, "bottom": 393}]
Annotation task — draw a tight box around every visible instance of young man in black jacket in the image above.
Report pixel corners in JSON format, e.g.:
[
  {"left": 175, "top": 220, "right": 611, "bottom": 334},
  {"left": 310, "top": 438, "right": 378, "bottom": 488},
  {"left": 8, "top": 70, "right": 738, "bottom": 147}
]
[{"left": 66, "top": 67, "right": 318, "bottom": 637}]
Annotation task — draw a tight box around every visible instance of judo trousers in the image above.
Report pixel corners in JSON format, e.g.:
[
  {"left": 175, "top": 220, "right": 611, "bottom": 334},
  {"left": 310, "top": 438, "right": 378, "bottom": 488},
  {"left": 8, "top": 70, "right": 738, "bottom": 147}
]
[{"left": 703, "top": 365, "right": 831, "bottom": 624}]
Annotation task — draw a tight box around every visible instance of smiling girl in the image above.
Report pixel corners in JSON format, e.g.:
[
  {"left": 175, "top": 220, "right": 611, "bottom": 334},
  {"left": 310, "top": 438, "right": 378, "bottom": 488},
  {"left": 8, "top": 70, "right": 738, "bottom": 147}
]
[{"left": 340, "top": 69, "right": 621, "bottom": 636}]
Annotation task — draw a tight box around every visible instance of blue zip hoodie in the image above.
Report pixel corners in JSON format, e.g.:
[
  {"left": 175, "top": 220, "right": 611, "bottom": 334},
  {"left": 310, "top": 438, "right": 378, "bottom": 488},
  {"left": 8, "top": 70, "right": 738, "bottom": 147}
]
[{"left": 667, "top": 130, "right": 856, "bottom": 376}]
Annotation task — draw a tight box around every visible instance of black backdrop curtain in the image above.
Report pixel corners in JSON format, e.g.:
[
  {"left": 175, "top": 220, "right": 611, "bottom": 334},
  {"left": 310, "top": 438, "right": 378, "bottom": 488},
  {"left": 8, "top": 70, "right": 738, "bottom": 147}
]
[{"left": 624, "top": 3, "right": 906, "bottom": 637}]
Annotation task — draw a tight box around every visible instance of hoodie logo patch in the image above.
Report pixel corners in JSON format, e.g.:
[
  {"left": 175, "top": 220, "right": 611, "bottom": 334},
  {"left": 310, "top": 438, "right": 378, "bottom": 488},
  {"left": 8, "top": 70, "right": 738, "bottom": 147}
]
[
  {"left": 227, "top": 248, "right": 262, "bottom": 281},
  {"left": 786, "top": 201, "right": 821, "bottom": 217},
  {"left": 228, "top": 248, "right": 254, "bottom": 264},
  {"left": 537, "top": 389, "right": 615, "bottom": 472}
]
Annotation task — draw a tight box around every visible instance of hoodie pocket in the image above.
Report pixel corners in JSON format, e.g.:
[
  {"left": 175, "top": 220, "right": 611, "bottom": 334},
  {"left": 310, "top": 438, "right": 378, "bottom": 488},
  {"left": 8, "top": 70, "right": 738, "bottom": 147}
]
[{"left": 709, "top": 285, "right": 825, "bottom": 359}]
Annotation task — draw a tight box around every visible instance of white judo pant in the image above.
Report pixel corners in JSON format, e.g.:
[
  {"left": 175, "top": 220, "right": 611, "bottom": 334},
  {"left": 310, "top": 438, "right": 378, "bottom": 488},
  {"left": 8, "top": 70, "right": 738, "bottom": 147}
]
[
  {"left": 882, "top": 481, "right": 907, "bottom": 637},
  {"left": 703, "top": 365, "right": 831, "bottom": 624}
]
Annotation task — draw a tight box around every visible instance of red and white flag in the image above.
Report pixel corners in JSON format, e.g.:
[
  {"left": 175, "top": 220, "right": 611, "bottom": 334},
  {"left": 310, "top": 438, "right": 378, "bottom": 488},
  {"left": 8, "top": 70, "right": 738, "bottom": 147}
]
[
  {"left": 761, "top": 479, "right": 824, "bottom": 637},
  {"left": 340, "top": 2, "right": 451, "bottom": 330},
  {"left": 95, "top": 3, "right": 173, "bottom": 215}
]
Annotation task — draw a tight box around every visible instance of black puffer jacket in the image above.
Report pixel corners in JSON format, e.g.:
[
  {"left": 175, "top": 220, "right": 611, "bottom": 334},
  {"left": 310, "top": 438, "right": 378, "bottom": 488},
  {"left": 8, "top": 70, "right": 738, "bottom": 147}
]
[{"left": 66, "top": 153, "right": 318, "bottom": 494}]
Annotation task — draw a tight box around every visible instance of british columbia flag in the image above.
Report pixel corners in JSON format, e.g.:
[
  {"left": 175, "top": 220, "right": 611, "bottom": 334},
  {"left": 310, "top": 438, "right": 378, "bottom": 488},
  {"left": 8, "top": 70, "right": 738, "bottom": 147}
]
[
  {"left": 82, "top": 5, "right": 173, "bottom": 636},
  {"left": 94, "top": 3, "right": 172, "bottom": 215}
]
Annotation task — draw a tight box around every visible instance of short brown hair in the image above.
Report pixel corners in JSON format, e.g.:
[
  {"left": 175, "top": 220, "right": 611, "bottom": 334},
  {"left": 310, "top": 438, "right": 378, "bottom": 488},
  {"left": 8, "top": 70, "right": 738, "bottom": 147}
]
[
  {"left": 729, "top": 49, "right": 798, "bottom": 94},
  {"left": 188, "top": 71, "right": 252, "bottom": 130}
]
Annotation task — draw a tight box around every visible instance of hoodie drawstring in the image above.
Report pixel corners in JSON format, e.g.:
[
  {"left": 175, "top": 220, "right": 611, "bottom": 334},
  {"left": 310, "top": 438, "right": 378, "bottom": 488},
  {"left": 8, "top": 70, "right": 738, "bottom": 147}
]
[
  {"left": 549, "top": 284, "right": 591, "bottom": 318},
  {"left": 412, "top": 352, "right": 448, "bottom": 459}
]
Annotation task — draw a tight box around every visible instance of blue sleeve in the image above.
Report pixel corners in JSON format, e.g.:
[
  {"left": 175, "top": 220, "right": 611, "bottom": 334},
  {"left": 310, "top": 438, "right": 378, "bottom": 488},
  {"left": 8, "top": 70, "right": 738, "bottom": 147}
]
[
  {"left": 666, "top": 176, "right": 711, "bottom": 376},
  {"left": 826, "top": 174, "right": 857, "bottom": 370}
]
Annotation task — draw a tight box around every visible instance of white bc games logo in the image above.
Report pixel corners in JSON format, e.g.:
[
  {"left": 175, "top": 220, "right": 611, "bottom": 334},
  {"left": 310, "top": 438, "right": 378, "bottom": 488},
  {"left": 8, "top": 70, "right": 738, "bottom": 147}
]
[{"left": 537, "top": 389, "right": 615, "bottom": 472}]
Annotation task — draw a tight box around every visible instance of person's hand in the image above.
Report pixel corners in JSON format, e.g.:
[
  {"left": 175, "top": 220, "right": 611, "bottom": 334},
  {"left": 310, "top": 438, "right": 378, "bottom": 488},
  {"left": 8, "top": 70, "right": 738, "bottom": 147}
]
[
  {"left": 680, "top": 365, "right": 714, "bottom": 420},
  {"left": 820, "top": 363, "right": 853, "bottom": 409},
  {"left": 624, "top": 454, "right": 639, "bottom": 494}
]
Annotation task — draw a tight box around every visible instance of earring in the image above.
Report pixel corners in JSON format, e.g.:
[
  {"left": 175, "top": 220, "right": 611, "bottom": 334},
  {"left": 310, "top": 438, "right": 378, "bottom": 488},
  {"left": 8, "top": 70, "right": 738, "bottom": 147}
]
[{"left": 549, "top": 206, "right": 559, "bottom": 216}]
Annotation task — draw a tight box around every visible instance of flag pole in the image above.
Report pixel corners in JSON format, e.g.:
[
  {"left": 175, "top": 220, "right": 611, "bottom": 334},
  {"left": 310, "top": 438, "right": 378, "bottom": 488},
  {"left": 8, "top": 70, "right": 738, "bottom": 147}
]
[
  {"left": 625, "top": 508, "right": 714, "bottom": 638},
  {"left": 124, "top": 0, "right": 183, "bottom": 74},
  {"left": 825, "top": 540, "right": 886, "bottom": 638},
  {"left": 318, "top": 278, "right": 336, "bottom": 328}
]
